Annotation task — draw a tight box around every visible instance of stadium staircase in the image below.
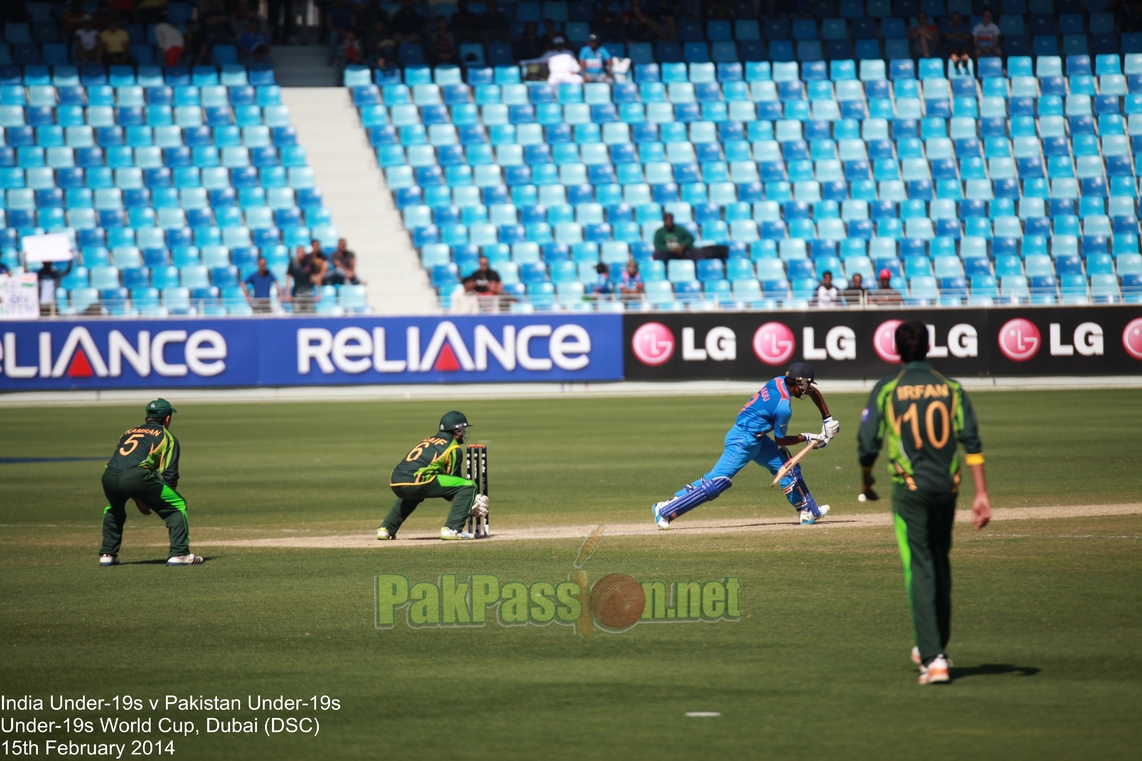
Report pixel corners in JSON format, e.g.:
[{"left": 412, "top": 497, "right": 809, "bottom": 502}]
[{"left": 282, "top": 87, "right": 437, "bottom": 314}]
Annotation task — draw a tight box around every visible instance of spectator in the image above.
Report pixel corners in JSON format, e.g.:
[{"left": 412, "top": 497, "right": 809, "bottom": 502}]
[
  {"left": 327, "top": 0, "right": 355, "bottom": 64},
  {"left": 620, "top": 259, "right": 645, "bottom": 297},
  {"left": 815, "top": 270, "right": 841, "bottom": 307},
  {"left": 239, "top": 19, "right": 271, "bottom": 63},
  {"left": 593, "top": 4, "right": 624, "bottom": 41},
  {"left": 37, "top": 259, "right": 72, "bottom": 314},
  {"left": 578, "top": 34, "right": 613, "bottom": 83},
  {"left": 479, "top": 0, "right": 512, "bottom": 44},
  {"left": 463, "top": 256, "right": 503, "bottom": 296},
  {"left": 546, "top": 37, "right": 583, "bottom": 84},
  {"left": 366, "top": 19, "right": 396, "bottom": 68},
  {"left": 328, "top": 239, "right": 362, "bottom": 285},
  {"left": 429, "top": 16, "right": 456, "bottom": 65},
  {"left": 99, "top": 18, "right": 132, "bottom": 65},
  {"left": 451, "top": 0, "right": 480, "bottom": 42},
  {"left": 286, "top": 245, "right": 318, "bottom": 312},
  {"left": 870, "top": 269, "right": 904, "bottom": 306},
  {"left": 136, "top": 0, "right": 168, "bottom": 25},
  {"left": 909, "top": 12, "right": 940, "bottom": 59},
  {"left": 74, "top": 17, "right": 103, "bottom": 64},
  {"left": 229, "top": 0, "right": 259, "bottom": 39},
  {"left": 624, "top": 0, "right": 655, "bottom": 42},
  {"left": 181, "top": 19, "right": 208, "bottom": 66},
  {"left": 241, "top": 256, "right": 280, "bottom": 313},
  {"left": 200, "top": 0, "right": 235, "bottom": 46},
  {"left": 153, "top": 14, "right": 184, "bottom": 67},
  {"left": 943, "top": 12, "right": 972, "bottom": 74},
  {"left": 62, "top": 1, "right": 91, "bottom": 37},
  {"left": 354, "top": 0, "right": 390, "bottom": 36},
  {"left": 972, "top": 9, "right": 1001, "bottom": 60},
  {"left": 540, "top": 18, "right": 562, "bottom": 50},
  {"left": 842, "top": 272, "right": 867, "bottom": 306},
  {"left": 592, "top": 263, "right": 615, "bottom": 297},
  {"left": 390, "top": 0, "right": 425, "bottom": 45},
  {"left": 267, "top": 0, "right": 298, "bottom": 45},
  {"left": 652, "top": 213, "right": 697, "bottom": 261},
  {"left": 514, "top": 21, "right": 544, "bottom": 61},
  {"left": 340, "top": 29, "right": 364, "bottom": 65},
  {"left": 308, "top": 240, "right": 330, "bottom": 285}
]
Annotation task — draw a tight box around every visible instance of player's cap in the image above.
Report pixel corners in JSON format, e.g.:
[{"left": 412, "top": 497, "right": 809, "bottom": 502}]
[
  {"left": 878, "top": 268, "right": 892, "bottom": 280},
  {"left": 785, "top": 362, "right": 816, "bottom": 384},
  {"left": 439, "top": 410, "right": 471, "bottom": 431},
  {"left": 145, "top": 398, "right": 176, "bottom": 417},
  {"left": 588, "top": 33, "right": 598, "bottom": 41}
]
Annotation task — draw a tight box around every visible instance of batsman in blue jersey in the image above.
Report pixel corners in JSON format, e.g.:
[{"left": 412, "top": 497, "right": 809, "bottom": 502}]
[{"left": 653, "top": 362, "right": 839, "bottom": 529}]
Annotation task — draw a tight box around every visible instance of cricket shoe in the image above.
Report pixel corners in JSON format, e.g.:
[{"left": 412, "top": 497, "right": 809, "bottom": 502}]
[
  {"left": 99, "top": 554, "right": 119, "bottom": 567},
  {"left": 166, "top": 553, "right": 205, "bottom": 566},
  {"left": 652, "top": 502, "right": 672, "bottom": 530},
  {"left": 377, "top": 527, "right": 394, "bottom": 541},
  {"left": 918, "top": 655, "right": 951, "bottom": 685},
  {"left": 440, "top": 527, "right": 475, "bottom": 540},
  {"left": 799, "top": 505, "right": 830, "bottom": 524},
  {"left": 911, "top": 647, "right": 952, "bottom": 667}
]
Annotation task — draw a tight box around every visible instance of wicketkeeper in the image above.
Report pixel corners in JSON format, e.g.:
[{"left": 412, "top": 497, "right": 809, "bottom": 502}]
[
  {"left": 99, "top": 399, "right": 203, "bottom": 566},
  {"left": 652, "top": 362, "right": 840, "bottom": 529},
  {"left": 857, "top": 320, "right": 991, "bottom": 685},
  {"left": 378, "top": 411, "right": 489, "bottom": 541}
]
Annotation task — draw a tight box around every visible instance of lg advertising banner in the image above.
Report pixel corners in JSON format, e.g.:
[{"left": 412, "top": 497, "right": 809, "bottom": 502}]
[
  {"left": 624, "top": 307, "right": 1142, "bottom": 380},
  {"left": 0, "top": 314, "right": 624, "bottom": 390}
]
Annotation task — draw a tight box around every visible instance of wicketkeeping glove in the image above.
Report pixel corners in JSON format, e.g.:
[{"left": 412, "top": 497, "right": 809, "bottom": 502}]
[
  {"left": 470, "top": 494, "right": 489, "bottom": 519},
  {"left": 822, "top": 415, "right": 840, "bottom": 440}
]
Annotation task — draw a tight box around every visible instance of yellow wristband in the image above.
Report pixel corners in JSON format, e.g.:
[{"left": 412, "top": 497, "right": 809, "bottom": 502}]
[{"left": 964, "top": 453, "right": 985, "bottom": 466}]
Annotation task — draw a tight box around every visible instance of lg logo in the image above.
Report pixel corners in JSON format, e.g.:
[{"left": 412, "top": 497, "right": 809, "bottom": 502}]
[
  {"left": 874, "top": 320, "right": 979, "bottom": 363},
  {"left": 631, "top": 322, "right": 675, "bottom": 366},
  {"left": 1125, "top": 318, "right": 1142, "bottom": 360},
  {"left": 752, "top": 322, "right": 795, "bottom": 365},
  {"left": 998, "top": 319, "right": 1107, "bottom": 362}
]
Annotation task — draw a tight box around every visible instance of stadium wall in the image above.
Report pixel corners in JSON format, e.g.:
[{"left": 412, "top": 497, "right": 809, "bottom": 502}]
[{"left": 0, "top": 307, "right": 1139, "bottom": 392}]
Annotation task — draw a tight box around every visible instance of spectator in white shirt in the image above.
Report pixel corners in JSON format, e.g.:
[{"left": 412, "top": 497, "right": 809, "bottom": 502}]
[
  {"left": 815, "top": 270, "right": 841, "bottom": 308},
  {"left": 972, "top": 10, "right": 1002, "bottom": 59},
  {"left": 546, "top": 36, "right": 582, "bottom": 84},
  {"left": 153, "top": 16, "right": 185, "bottom": 67}
]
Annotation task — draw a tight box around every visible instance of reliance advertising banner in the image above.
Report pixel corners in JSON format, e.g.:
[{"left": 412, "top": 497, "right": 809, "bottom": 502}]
[
  {"left": 624, "top": 307, "right": 1142, "bottom": 380},
  {"left": 0, "top": 315, "right": 623, "bottom": 390}
]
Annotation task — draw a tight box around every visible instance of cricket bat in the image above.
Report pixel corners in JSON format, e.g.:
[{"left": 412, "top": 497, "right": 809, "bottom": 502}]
[{"left": 770, "top": 442, "right": 818, "bottom": 488}]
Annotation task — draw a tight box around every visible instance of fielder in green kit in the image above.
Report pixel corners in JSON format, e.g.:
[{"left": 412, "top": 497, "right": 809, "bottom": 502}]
[
  {"left": 378, "top": 411, "right": 488, "bottom": 541},
  {"left": 857, "top": 321, "right": 992, "bottom": 685},
  {"left": 99, "top": 399, "right": 204, "bottom": 567}
]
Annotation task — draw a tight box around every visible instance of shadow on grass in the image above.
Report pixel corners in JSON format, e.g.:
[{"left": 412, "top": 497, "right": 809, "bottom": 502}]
[{"left": 951, "top": 664, "right": 1041, "bottom": 679}]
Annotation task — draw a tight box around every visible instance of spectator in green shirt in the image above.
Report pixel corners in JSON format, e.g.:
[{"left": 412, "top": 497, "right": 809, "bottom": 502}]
[{"left": 652, "top": 213, "right": 697, "bottom": 261}]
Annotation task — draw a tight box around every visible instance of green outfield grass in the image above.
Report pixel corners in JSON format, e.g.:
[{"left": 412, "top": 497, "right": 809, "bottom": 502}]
[{"left": 1, "top": 391, "right": 1140, "bottom": 761}]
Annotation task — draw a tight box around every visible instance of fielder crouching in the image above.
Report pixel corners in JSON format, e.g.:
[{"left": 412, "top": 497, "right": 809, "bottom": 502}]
[
  {"left": 652, "top": 362, "right": 839, "bottom": 529},
  {"left": 378, "top": 411, "right": 489, "bottom": 541},
  {"left": 99, "top": 398, "right": 202, "bottom": 566}
]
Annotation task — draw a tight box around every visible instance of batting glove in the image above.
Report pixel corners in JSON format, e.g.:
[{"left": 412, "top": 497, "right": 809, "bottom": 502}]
[
  {"left": 822, "top": 416, "right": 840, "bottom": 440},
  {"left": 801, "top": 432, "right": 828, "bottom": 448}
]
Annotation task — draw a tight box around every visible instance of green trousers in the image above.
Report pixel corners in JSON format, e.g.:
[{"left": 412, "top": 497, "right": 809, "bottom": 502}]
[
  {"left": 101, "top": 469, "right": 190, "bottom": 559},
  {"left": 383, "top": 476, "right": 476, "bottom": 535},
  {"left": 892, "top": 484, "right": 957, "bottom": 664}
]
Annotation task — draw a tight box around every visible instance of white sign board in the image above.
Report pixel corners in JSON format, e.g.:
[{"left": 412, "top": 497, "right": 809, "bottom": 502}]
[
  {"left": 0, "top": 273, "right": 41, "bottom": 320},
  {"left": 22, "top": 233, "right": 74, "bottom": 263}
]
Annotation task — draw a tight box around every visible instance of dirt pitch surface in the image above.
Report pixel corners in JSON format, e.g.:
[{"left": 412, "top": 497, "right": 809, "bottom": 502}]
[{"left": 192, "top": 503, "right": 1142, "bottom": 548}]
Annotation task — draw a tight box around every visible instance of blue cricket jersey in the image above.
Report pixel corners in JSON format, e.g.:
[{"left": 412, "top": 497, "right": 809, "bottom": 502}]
[{"left": 733, "top": 377, "right": 793, "bottom": 439}]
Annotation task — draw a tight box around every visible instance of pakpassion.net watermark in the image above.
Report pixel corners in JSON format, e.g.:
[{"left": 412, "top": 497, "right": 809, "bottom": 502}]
[{"left": 374, "top": 526, "right": 741, "bottom": 634}]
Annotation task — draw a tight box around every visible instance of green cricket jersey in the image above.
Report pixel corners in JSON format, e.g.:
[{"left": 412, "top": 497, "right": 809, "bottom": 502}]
[
  {"left": 105, "top": 421, "right": 181, "bottom": 488},
  {"left": 390, "top": 431, "right": 463, "bottom": 487},
  {"left": 857, "top": 361, "right": 984, "bottom": 493},
  {"left": 652, "top": 224, "right": 695, "bottom": 255}
]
